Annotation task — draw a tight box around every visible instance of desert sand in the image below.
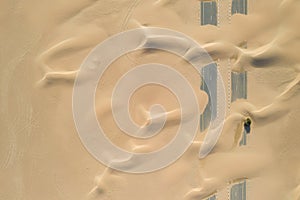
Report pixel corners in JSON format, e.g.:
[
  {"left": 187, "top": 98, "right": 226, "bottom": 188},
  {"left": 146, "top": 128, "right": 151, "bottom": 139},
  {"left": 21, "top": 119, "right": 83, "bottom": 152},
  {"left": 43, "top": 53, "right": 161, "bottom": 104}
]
[{"left": 0, "top": 0, "right": 300, "bottom": 200}]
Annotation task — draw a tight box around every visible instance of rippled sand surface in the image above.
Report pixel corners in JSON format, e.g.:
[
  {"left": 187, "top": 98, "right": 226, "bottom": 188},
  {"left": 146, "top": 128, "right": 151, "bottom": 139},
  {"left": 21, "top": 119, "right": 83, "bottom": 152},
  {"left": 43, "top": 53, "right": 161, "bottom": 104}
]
[{"left": 0, "top": 0, "right": 300, "bottom": 199}]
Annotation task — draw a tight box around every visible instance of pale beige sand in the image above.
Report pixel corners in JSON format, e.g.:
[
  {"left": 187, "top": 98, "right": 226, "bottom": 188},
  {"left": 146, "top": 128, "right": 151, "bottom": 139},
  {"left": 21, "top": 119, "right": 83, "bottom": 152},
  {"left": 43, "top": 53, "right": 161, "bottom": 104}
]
[{"left": 0, "top": 0, "right": 300, "bottom": 200}]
